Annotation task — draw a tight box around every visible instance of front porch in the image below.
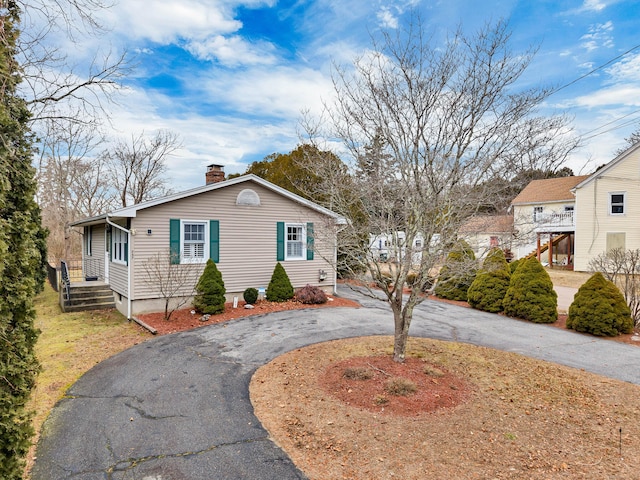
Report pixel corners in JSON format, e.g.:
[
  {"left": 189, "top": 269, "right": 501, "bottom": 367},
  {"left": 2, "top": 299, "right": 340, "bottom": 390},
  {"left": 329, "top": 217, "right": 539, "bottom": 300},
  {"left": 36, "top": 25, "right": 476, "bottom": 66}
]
[
  {"left": 532, "top": 231, "right": 575, "bottom": 269},
  {"left": 51, "top": 259, "right": 115, "bottom": 312}
]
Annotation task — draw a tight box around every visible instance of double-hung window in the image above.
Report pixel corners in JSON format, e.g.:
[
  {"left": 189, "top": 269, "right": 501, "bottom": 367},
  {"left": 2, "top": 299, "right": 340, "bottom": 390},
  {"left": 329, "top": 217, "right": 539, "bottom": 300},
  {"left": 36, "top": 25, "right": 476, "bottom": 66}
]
[
  {"left": 533, "top": 206, "right": 543, "bottom": 222},
  {"left": 286, "top": 224, "right": 305, "bottom": 260},
  {"left": 112, "top": 228, "right": 128, "bottom": 264},
  {"left": 182, "top": 221, "right": 207, "bottom": 262},
  {"left": 610, "top": 192, "right": 625, "bottom": 215}
]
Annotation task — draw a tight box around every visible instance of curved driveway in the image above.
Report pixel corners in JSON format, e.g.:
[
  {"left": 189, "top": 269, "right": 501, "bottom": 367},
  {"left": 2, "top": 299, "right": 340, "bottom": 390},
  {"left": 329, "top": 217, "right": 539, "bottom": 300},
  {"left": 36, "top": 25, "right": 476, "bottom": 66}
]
[{"left": 32, "top": 286, "right": 640, "bottom": 479}]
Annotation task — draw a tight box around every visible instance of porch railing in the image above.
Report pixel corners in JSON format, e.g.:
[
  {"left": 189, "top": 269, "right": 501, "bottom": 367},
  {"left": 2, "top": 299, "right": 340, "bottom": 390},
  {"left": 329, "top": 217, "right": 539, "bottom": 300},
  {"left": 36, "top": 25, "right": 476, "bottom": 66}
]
[
  {"left": 534, "top": 211, "right": 575, "bottom": 228},
  {"left": 60, "top": 260, "right": 71, "bottom": 305}
]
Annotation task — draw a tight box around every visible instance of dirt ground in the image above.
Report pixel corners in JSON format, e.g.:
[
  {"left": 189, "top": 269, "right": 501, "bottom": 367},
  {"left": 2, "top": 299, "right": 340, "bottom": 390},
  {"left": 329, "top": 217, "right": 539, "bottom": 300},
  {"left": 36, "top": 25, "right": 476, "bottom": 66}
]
[{"left": 251, "top": 336, "right": 640, "bottom": 479}]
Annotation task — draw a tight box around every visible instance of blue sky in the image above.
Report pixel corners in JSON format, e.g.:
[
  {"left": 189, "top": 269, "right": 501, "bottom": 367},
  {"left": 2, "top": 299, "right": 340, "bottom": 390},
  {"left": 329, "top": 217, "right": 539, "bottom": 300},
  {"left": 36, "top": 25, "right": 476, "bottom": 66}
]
[{"left": 47, "top": 0, "right": 640, "bottom": 190}]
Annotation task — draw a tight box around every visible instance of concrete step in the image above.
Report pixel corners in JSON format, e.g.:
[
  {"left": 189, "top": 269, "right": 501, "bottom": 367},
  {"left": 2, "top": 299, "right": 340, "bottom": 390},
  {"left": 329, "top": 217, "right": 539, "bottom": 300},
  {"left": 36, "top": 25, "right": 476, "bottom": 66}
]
[{"left": 64, "top": 301, "right": 116, "bottom": 312}]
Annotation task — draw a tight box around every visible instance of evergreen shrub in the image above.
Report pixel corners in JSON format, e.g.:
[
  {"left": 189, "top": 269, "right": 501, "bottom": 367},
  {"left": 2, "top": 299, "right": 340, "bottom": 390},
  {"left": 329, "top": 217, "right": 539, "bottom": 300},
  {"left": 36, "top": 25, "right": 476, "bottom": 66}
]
[
  {"left": 509, "top": 258, "right": 522, "bottom": 274},
  {"left": 243, "top": 287, "right": 259, "bottom": 305},
  {"left": 567, "top": 272, "right": 633, "bottom": 336},
  {"left": 503, "top": 257, "right": 557, "bottom": 323},
  {"left": 295, "top": 284, "right": 328, "bottom": 304},
  {"left": 193, "top": 259, "right": 226, "bottom": 314},
  {"left": 266, "top": 262, "right": 294, "bottom": 302},
  {"left": 434, "top": 240, "right": 476, "bottom": 301},
  {"left": 467, "top": 249, "right": 510, "bottom": 313}
]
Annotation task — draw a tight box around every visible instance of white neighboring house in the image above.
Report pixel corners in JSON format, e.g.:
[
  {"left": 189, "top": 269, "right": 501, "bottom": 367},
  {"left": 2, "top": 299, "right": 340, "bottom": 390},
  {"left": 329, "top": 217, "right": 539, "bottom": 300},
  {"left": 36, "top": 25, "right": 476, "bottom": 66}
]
[
  {"left": 459, "top": 214, "right": 515, "bottom": 260},
  {"left": 573, "top": 143, "right": 640, "bottom": 271},
  {"left": 369, "top": 232, "right": 442, "bottom": 264},
  {"left": 509, "top": 175, "right": 590, "bottom": 265}
]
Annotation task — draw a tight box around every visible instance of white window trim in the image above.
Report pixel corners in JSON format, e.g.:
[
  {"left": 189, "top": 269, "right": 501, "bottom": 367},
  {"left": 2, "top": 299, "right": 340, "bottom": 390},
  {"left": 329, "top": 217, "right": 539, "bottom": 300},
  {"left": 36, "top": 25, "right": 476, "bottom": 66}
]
[
  {"left": 85, "top": 226, "right": 92, "bottom": 257},
  {"left": 112, "top": 228, "right": 128, "bottom": 265},
  {"left": 285, "top": 223, "right": 306, "bottom": 261},
  {"left": 180, "top": 219, "right": 209, "bottom": 264},
  {"left": 609, "top": 192, "right": 626, "bottom": 216}
]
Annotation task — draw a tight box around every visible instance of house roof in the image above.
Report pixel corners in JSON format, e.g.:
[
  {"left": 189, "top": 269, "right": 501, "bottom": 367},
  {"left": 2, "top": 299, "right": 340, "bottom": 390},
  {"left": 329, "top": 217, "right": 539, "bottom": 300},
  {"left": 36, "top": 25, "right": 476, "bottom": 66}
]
[
  {"left": 510, "top": 175, "right": 590, "bottom": 206},
  {"left": 459, "top": 214, "right": 514, "bottom": 234},
  {"left": 70, "top": 174, "right": 347, "bottom": 227},
  {"left": 574, "top": 142, "right": 640, "bottom": 190}
]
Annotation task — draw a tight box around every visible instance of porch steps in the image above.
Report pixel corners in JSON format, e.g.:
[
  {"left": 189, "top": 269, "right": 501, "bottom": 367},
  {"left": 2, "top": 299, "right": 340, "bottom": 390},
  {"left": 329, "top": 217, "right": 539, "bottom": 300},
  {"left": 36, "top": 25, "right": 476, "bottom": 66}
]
[{"left": 64, "top": 283, "right": 115, "bottom": 312}]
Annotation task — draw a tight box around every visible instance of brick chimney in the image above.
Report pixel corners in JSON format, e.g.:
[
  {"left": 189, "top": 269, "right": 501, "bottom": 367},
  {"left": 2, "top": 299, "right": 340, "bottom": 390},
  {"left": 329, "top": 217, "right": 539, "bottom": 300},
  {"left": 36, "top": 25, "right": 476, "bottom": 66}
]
[{"left": 205, "top": 164, "right": 225, "bottom": 184}]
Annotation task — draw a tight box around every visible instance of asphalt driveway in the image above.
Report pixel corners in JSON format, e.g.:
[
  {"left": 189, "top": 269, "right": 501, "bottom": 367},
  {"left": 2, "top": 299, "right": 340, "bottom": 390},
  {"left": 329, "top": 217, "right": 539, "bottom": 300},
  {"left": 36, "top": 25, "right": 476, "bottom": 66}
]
[{"left": 31, "top": 286, "right": 640, "bottom": 479}]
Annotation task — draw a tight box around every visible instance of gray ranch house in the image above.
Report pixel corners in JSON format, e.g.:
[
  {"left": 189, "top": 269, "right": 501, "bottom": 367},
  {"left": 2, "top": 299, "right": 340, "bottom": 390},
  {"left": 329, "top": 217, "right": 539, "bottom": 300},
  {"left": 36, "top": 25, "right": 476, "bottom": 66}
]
[{"left": 70, "top": 170, "right": 346, "bottom": 319}]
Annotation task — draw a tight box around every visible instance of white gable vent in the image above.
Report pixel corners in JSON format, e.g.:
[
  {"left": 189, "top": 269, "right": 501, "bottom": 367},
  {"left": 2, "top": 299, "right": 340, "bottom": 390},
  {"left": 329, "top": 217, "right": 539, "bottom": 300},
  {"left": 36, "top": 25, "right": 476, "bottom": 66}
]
[{"left": 236, "top": 189, "right": 261, "bottom": 206}]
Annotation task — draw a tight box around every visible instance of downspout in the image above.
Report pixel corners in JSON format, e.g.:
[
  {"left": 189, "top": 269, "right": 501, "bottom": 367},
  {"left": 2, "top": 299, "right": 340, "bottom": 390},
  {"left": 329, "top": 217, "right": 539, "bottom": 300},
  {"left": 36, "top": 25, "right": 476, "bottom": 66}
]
[{"left": 106, "top": 215, "right": 132, "bottom": 320}]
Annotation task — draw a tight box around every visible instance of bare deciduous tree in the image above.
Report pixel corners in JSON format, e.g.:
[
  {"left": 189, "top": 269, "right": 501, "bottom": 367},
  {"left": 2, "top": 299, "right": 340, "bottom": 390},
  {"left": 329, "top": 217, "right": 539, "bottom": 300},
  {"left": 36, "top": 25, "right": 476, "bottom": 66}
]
[
  {"left": 142, "top": 251, "right": 200, "bottom": 321},
  {"left": 103, "top": 130, "right": 181, "bottom": 207},
  {"left": 588, "top": 248, "right": 640, "bottom": 324},
  {"left": 35, "top": 116, "right": 113, "bottom": 260},
  {"left": 305, "top": 18, "right": 579, "bottom": 362}
]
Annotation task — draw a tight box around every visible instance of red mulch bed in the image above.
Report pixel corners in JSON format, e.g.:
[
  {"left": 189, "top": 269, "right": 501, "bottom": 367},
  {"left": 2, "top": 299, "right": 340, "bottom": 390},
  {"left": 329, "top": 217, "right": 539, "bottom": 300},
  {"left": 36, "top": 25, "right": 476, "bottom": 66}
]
[{"left": 136, "top": 295, "right": 361, "bottom": 335}]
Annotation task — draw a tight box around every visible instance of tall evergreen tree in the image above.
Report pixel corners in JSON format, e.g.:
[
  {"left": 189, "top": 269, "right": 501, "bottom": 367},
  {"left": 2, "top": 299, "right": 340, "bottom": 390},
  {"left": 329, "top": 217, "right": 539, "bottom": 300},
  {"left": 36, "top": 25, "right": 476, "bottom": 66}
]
[{"left": 0, "top": 3, "right": 47, "bottom": 478}]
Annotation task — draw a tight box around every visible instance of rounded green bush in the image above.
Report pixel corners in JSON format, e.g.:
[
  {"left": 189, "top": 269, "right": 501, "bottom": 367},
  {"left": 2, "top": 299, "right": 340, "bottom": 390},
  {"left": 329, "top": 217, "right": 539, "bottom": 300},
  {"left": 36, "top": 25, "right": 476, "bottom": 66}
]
[
  {"left": 567, "top": 272, "right": 633, "bottom": 336},
  {"left": 266, "top": 262, "right": 294, "bottom": 302},
  {"left": 502, "top": 257, "right": 557, "bottom": 323},
  {"left": 483, "top": 248, "right": 509, "bottom": 273},
  {"left": 434, "top": 240, "right": 476, "bottom": 301},
  {"left": 467, "top": 269, "right": 510, "bottom": 313},
  {"left": 243, "top": 287, "right": 259, "bottom": 305},
  {"left": 193, "top": 259, "right": 226, "bottom": 314}
]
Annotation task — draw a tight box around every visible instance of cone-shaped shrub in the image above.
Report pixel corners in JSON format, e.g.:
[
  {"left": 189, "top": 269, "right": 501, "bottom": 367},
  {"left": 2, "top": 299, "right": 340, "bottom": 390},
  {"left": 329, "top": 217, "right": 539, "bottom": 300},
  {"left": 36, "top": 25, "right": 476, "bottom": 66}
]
[
  {"left": 266, "top": 262, "right": 294, "bottom": 302},
  {"left": 193, "top": 259, "right": 226, "bottom": 314},
  {"left": 503, "top": 257, "right": 557, "bottom": 323},
  {"left": 483, "top": 248, "right": 509, "bottom": 273},
  {"left": 435, "top": 240, "right": 476, "bottom": 301},
  {"left": 567, "top": 272, "right": 633, "bottom": 336},
  {"left": 509, "top": 258, "right": 523, "bottom": 274},
  {"left": 468, "top": 249, "right": 510, "bottom": 313}
]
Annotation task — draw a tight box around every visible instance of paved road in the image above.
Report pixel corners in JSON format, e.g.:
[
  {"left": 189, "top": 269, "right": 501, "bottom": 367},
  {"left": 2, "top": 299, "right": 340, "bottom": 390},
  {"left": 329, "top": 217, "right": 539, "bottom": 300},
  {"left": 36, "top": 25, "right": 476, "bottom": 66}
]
[{"left": 31, "top": 286, "right": 640, "bottom": 479}]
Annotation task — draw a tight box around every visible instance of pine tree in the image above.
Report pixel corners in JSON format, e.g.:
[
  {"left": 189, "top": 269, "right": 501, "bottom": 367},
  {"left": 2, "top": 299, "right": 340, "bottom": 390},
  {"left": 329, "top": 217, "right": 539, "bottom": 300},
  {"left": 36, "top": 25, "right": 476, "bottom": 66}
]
[
  {"left": 0, "top": 4, "right": 47, "bottom": 478},
  {"left": 193, "top": 259, "right": 226, "bottom": 315},
  {"left": 266, "top": 262, "right": 294, "bottom": 302},
  {"left": 567, "top": 272, "right": 633, "bottom": 336},
  {"left": 503, "top": 257, "right": 557, "bottom": 323},
  {"left": 434, "top": 240, "right": 477, "bottom": 301},
  {"left": 467, "top": 248, "right": 510, "bottom": 313}
]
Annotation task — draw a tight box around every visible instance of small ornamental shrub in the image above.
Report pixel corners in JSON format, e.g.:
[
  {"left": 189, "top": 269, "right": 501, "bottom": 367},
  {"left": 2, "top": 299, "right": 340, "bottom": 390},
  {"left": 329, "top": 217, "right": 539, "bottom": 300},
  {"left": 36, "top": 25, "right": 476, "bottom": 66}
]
[
  {"left": 567, "top": 272, "right": 633, "bottom": 336},
  {"left": 343, "top": 367, "right": 374, "bottom": 380},
  {"left": 193, "top": 259, "right": 226, "bottom": 314},
  {"left": 243, "top": 287, "right": 259, "bottom": 305},
  {"left": 483, "top": 248, "right": 509, "bottom": 273},
  {"left": 467, "top": 269, "right": 511, "bottom": 313},
  {"left": 266, "top": 262, "right": 294, "bottom": 302},
  {"left": 384, "top": 377, "right": 417, "bottom": 396},
  {"left": 295, "top": 284, "right": 328, "bottom": 304},
  {"left": 509, "top": 258, "right": 523, "bottom": 274},
  {"left": 434, "top": 240, "right": 477, "bottom": 301},
  {"left": 503, "top": 257, "right": 557, "bottom": 323},
  {"left": 467, "top": 248, "right": 511, "bottom": 313}
]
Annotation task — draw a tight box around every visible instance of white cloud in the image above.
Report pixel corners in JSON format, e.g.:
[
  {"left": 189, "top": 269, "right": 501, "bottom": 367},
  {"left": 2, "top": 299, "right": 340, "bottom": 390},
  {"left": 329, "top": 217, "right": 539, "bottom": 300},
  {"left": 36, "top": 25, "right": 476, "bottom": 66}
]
[
  {"left": 580, "top": 21, "right": 614, "bottom": 51},
  {"left": 573, "top": 85, "right": 640, "bottom": 108},
  {"left": 187, "top": 35, "right": 278, "bottom": 66},
  {"left": 605, "top": 52, "right": 640, "bottom": 83},
  {"left": 377, "top": 7, "right": 399, "bottom": 29},
  {"left": 582, "top": 0, "right": 607, "bottom": 12}
]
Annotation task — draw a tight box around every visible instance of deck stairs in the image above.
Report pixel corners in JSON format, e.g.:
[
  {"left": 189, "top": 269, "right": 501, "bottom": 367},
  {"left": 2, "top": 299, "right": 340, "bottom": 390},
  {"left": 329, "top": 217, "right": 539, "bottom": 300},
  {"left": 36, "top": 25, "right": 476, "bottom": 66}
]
[{"left": 525, "top": 233, "right": 570, "bottom": 259}]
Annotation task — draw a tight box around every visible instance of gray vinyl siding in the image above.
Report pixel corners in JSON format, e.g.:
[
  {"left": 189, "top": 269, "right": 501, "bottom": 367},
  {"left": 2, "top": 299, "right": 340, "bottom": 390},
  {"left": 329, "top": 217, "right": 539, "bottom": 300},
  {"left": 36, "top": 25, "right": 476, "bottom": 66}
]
[
  {"left": 130, "top": 180, "right": 337, "bottom": 300},
  {"left": 109, "top": 262, "right": 128, "bottom": 296}
]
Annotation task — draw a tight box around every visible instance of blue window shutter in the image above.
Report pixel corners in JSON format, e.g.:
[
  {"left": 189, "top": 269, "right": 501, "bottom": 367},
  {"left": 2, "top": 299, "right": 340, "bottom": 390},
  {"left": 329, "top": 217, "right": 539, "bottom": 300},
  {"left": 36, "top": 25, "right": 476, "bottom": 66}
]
[
  {"left": 169, "top": 219, "right": 180, "bottom": 264},
  {"left": 210, "top": 220, "right": 220, "bottom": 263},
  {"left": 277, "top": 222, "right": 285, "bottom": 261},
  {"left": 306, "top": 222, "right": 314, "bottom": 260}
]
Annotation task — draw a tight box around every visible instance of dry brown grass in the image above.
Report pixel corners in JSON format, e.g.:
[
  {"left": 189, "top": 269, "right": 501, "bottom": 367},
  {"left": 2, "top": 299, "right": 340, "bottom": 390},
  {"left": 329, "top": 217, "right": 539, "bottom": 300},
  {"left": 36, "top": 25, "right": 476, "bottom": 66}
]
[
  {"left": 252, "top": 336, "right": 640, "bottom": 479},
  {"left": 545, "top": 267, "right": 592, "bottom": 289}
]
